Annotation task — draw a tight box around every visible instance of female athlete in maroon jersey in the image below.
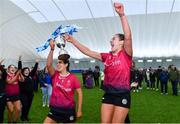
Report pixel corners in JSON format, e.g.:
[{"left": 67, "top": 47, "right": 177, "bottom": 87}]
[
  {"left": 63, "top": 2, "right": 132, "bottom": 123},
  {"left": 5, "top": 56, "right": 22, "bottom": 123},
  {"left": 43, "top": 41, "right": 83, "bottom": 123}
]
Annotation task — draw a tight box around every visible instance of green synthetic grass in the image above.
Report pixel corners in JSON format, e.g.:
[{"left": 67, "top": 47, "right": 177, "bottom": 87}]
[{"left": 3, "top": 73, "right": 180, "bottom": 123}]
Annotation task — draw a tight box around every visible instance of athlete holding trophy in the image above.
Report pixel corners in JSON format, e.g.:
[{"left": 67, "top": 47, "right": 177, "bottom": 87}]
[{"left": 43, "top": 26, "right": 83, "bottom": 123}]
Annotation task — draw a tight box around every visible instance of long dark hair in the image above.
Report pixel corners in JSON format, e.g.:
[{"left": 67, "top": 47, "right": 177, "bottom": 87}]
[{"left": 22, "top": 67, "right": 30, "bottom": 76}]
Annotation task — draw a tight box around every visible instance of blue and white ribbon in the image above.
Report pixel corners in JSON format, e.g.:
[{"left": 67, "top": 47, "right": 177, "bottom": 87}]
[
  {"left": 36, "top": 39, "right": 51, "bottom": 52},
  {"left": 36, "top": 25, "right": 81, "bottom": 52}
]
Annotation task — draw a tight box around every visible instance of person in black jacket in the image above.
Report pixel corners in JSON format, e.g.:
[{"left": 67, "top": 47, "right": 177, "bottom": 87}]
[
  {"left": 138, "top": 69, "right": 144, "bottom": 90},
  {"left": 0, "top": 59, "right": 7, "bottom": 123},
  {"left": 93, "top": 66, "right": 100, "bottom": 87},
  {"left": 19, "top": 58, "right": 39, "bottom": 121},
  {"left": 156, "top": 66, "right": 162, "bottom": 91},
  {"left": 150, "top": 69, "right": 156, "bottom": 90},
  {"left": 82, "top": 70, "right": 87, "bottom": 87}
]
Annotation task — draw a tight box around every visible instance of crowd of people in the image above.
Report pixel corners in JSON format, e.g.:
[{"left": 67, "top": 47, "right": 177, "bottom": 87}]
[
  {"left": 130, "top": 64, "right": 180, "bottom": 96},
  {"left": 81, "top": 66, "right": 104, "bottom": 89},
  {"left": 0, "top": 56, "right": 55, "bottom": 123}
]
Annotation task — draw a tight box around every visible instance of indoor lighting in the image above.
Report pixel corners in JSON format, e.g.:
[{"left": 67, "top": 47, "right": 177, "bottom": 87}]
[
  {"left": 147, "top": 60, "right": 153, "bottom": 62},
  {"left": 90, "top": 60, "right": 96, "bottom": 63},
  {"left": 138, "top": 60, "right": 143, "bottom": 63},
  {"left": 74, "top": 60, "right": 79, "bottom": 64},
  {"left": 156, "top": 59, "right": 162, "bottom": 62},
  {"left": 166, "top": 59, "right": 172, "bottom": 62}
]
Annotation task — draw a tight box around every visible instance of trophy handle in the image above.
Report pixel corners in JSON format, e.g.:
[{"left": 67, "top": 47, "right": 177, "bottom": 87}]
[
  {"left": 55, "top": 35, "right": 66, "bottom": 49},
  {"left": 60, "top": 35, "right": 66, "bottom": 46},
  {"left": 55, "top": 35, "right": 68, "bottom": 55}
]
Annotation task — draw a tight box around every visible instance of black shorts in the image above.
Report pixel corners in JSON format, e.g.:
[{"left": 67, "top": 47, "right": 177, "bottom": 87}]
[
  {"left": 48, "top": 106, "right": 76, "bottom": 123},
  {"left": 102, "top": 92, "right": 131, "bottom": 108},
  {"left": 6, "top": 94, "right": 20, "bottom": 102}
]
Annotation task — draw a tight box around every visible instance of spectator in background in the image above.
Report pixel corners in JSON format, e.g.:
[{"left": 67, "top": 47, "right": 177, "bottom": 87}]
[
  {"left": 85, "top": 68, "right": 94, "bottom": 88},
  {"left": 169, "top": 65, "right": 179, "bottom": 96},
  {"left": 39, "top": 67, "right": 52, "bottom": 107},
  {"left": 93, "top": 66, "right": 100, "bottom": 87},
  {"left": 156, "top": 66, "right": 162, "bottom": 91},
  {"left": 87, "top": 68, "right": 93, "bottom": 77},
  {"left": 19, "top": 57, "right": 39, "bottom": 121},
  {"left": 138, "top": 68, "right": 144, "bottom": 90},
  {"left": 0, "top": 59, "right": 7, "bottom": 123},
  {"left": 100, "top": 70, "right": 104, "bottom": 89},
  {"left": 150, "top": 69, "right": 156, "bottom": 90},
  {"left": 145, "top": 69, "right": 151, "bottom": 89},
  {"left": 37, "top": 66, "right": 44, "bottom": 88},
  {"left": 31, "top": 66, "right": 39, "bottom": 92},
  {"left": 82, "top": 70, "right": 87, "bottom": 87},
  {"left": 160, "top": 67, "right": 169, "bottom": 94},
  {"left": 130, "top": 61, "right": 135, "bottom": 85},
  {"left": 130, "top": 61, "right": 139, "bottom": 92}
]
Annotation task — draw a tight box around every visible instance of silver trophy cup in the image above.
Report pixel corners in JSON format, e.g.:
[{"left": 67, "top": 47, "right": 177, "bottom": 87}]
[{"left": 55, "top": 35, "right": 68, "bottom": 55}]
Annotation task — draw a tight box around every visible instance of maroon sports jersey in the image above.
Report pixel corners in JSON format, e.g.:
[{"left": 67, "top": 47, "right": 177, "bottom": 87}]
[
  {"left": 50, "top": 71, "right": 81, "bottom": 108},
  {"left": 5, "top": 73, "right": 19, "bottom": 96},
  {"left": 101, "top": 49, "right": 132, "bottom": 93}
]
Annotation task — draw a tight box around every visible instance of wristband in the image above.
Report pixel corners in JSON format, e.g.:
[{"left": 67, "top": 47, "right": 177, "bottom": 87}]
[{"left": 120, "top": 13, "right": 125, "bottom": 17}]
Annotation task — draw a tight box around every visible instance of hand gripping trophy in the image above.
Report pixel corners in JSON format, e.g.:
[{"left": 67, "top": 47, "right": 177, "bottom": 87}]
[
  {"left": 55, "top": 35, "right": 68, "bottom": 55},
  {"left": 36, "top": 25, "right": 81, "bottom": 56}
]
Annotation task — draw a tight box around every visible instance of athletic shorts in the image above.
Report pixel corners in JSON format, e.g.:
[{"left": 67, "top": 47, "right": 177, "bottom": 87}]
[
  {"left": 6, "top": 94, "right": 20, "bottom": 102},
  {"left": 102, "top": 92, "right": 131, "bottom": 108},
  {"left": 48, "top": 106, "right": 76, "bottom": 123}
]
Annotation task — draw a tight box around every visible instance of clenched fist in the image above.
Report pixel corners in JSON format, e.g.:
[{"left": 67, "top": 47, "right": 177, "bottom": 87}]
[{"left": 114, "top": 2, "right": 125, "bottom": 16}]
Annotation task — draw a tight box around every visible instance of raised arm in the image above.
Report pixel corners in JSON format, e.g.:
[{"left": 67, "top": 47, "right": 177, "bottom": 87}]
[
  {"left": 30, "top": 58, "right": 39, "bottom": 77},
  {"left": 0, "top": 59, "right": 7, "bottom": 80},
  {"left": 18, "top": 56, "right": 22, "bottom": 70},
  {"left": 114, "top": 3, "right": 133, "bottom": 56},
  {"left": 19, "top": 73, "right": 25, "bottom": 82},
  {"left": 63, "top": 35, "right": 102, "bottom": 61},
  {"left": 0, "top": 59, "right": 4, "bottom": 65},
  {"left": 46, "top": 39, "right": 55, "bottom": 76}
]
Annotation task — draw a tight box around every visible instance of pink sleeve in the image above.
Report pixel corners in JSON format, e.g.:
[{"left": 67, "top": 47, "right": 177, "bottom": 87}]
[
  {"left": 7, "top": 74, "right": 11, "bottom": 80},
  {"left": 73, "top": 75, "right": 81, "bottom": 89},
  {"left": 100, "top": 53, "right": 109, "bottom": 62}
]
